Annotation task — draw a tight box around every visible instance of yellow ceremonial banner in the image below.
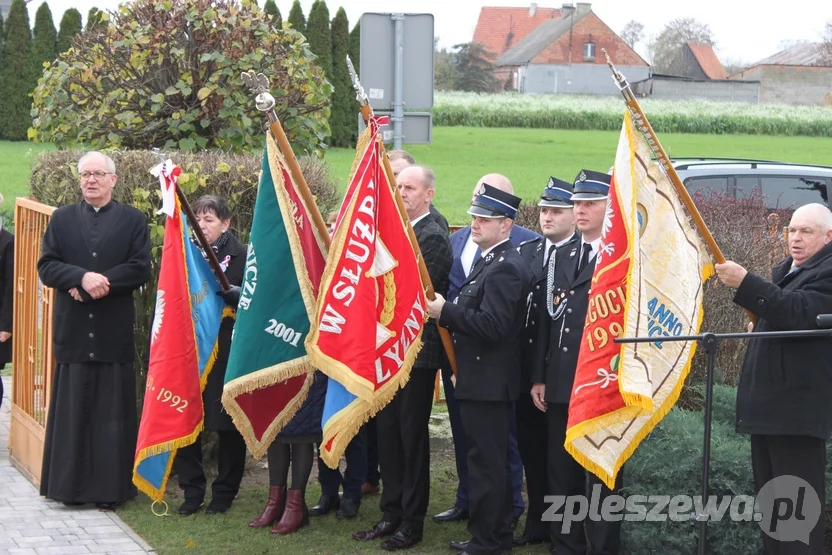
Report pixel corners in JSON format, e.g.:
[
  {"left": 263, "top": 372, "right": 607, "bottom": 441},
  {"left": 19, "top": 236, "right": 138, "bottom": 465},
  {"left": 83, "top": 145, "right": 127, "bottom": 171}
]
[{"left": 565, "top": 110, "right": 714, "bottom": 489}]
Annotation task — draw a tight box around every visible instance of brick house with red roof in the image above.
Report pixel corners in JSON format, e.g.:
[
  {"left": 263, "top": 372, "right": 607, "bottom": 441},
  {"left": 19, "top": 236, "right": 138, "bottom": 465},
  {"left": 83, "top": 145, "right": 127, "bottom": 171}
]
[
  {"left": 662, "top": 42, "right": 728, "bottom": 80},
  {"left": 476, "top": 3, "right": 649, "bottom": 94}
]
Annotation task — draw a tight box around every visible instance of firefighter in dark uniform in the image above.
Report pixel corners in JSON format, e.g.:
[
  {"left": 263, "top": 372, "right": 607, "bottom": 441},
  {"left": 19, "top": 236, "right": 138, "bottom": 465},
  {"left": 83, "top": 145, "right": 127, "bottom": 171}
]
[
  {"left": 427, "top": 183, "right": 530, "bottom": 555},
  {"left": 531, "top": 170, "right": 623, "bottom": 555},
  {"left": 514, "top": 177, "right": 578, "bottom": 547}
]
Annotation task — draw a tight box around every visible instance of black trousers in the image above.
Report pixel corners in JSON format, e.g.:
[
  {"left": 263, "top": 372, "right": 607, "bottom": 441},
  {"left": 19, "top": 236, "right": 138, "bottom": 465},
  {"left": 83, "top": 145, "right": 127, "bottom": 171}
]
[
  {"left": 174, "top": 429, "right": 247, "bottom": 502},
  {"left": 515, "top": 389, "right": 549, "bottom": 541},
  {"left": 459, "top": 399, "right": 514, "bottom": 555},
  {"left": 366, "top": 416, "right": 381, "bottom": 487},
  {"left": 547, "top": 403, "right": 622, "bottom": 555},
  {"left": 377, "top": 367, "right": 436, "bottom": 531},
  {"left": 317, "top": 425, "right": 368, "bottom": 500},
  {"left": 751, "top": 434, "right": 826, "bottom": 555}
]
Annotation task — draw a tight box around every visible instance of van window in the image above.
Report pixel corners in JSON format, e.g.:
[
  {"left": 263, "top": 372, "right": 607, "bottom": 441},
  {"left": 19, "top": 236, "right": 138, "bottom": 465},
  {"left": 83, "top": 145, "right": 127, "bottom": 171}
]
[
  {"left": 735, "top": 176, "right": 829, "bottom": 209},
  {"left": 685, "top": 177, "right": 729, "bottom": 197}
]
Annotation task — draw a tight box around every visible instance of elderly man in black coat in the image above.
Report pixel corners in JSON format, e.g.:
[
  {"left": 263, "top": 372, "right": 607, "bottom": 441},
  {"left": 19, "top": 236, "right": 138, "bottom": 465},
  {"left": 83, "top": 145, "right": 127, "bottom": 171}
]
[
  {"left": 37, "top": 151, "right": 151, "bottom": 509},
  {"left": 716, "top": 202, "right": 832, "bottom": 555},
  {"left": 353, "top": 164, "right": 452, "bottom": 550}
]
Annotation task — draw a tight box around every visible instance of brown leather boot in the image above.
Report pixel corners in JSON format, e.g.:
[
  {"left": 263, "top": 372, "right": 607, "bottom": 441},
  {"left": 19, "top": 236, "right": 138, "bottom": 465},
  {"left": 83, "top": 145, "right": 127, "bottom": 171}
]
[
  {"left": 248, "top": 485, "right": 285, "bottom": 528},
  {"left": 271, "top": 489, "right": 309, "bottom": 535}
]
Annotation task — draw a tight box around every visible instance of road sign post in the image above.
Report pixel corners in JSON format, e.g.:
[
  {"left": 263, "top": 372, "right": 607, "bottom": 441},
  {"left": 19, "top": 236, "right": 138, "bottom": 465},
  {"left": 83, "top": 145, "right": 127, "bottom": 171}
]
[{"left": 359, "top": 12, "right": 434, "bottom": 147}]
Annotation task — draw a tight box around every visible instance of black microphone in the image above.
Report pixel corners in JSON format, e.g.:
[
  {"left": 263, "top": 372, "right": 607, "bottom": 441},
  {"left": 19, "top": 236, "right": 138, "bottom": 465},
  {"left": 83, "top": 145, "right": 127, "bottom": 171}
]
[{"left": 816, "top": 314, "right": 832, "bottom": 328}]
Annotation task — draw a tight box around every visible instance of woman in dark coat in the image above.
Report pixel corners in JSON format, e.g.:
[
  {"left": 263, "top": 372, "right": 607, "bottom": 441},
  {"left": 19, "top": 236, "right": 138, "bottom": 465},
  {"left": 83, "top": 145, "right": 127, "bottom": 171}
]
[
  {"left": 174, "top": 195, "right": 248, "bottom": 516},
  {"left": 247, "top": 366, "right": 328, "bottom": 534},
  {"left": 0, "top": 194, "right": 14, "bottom": 408}
]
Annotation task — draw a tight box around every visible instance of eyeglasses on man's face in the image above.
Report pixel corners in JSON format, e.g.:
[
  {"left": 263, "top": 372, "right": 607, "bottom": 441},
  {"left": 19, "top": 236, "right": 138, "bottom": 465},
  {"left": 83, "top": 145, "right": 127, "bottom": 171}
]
[{"left": 80, "top": 171, "right": 113, "bottom": 180}]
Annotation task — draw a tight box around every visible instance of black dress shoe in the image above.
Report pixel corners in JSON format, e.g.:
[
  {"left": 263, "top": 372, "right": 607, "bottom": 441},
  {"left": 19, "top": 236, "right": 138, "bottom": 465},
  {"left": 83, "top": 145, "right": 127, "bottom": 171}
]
[
  {"left": 335, "top": 497, "right": 360, "bottom": 519},
  {"left": 95, "top": 503, "right": 119, "bottom": 511},
  {"left": 205, "top": 498, "right": 232, "bottom": 514},
  {"left": 62, "top": 501, "right": 85, "bottom": 507},
  {"left": 433, "top": 506, "right": 469, "bottom": 522},
  {"left": 449, "top": 539, "right": 470, "bottom": 550},
  {"left": 352, "top": 519, "right": 400, "bottom": 541},
  {"left": 177, "top": 499, "right": 204, "bottom": 516},
  {"left": 380, "top": 526, "right": 423, "bottom": 551},
  {"left": 310, "top": 494, "right": 340, "bottom": 516},
  {"left": 513, "top": 533, "right": 547, "bottom": 547}
]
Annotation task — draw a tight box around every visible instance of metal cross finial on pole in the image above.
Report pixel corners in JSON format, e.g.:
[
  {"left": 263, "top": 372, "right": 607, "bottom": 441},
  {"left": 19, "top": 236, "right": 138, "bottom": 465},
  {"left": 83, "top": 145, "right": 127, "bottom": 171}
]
[
  {"left": 603, "top": 48, "right": 632, "bottom": 99},
  {"left": 346, "top": 55, "right": 369, "bottom": 108},
  {"left": 149, "top": 151, "right": 230, "bottom": 289},
  {"left": 240, "top": 71, "right": 276, "bottom": 114},
  {"left": 240, "top": 70, "right": 331, "bottom": 248}
]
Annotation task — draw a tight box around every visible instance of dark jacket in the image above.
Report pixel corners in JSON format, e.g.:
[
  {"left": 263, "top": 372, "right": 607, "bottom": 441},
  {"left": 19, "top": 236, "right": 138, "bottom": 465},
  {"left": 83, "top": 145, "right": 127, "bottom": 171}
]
[
  {"left": 532, "top": 238, "right": 589, "bottom": 404},
  {"left": 518, "top": 233, "right": 578, "bottom": 392},
  {"left": 439, "top": 239, "right": 530, "bottom": 402},
  {"left": 0, "top": 228, "right": 13, "bottom": 367},
  {"left": 37, "top": 201, "right": 151, "bottom": 364},
  {"left": 203, "top": 233, "right": 246, "bottom": 431},
  {"left": 279, "top": 370, "right": 327, "bottom": 440},
  {"left": 447, "top": 224, "right": 540, "bottom": 303},
  {"left": 429, "top": 204, "right": 450, "bottom": 234},
  {"left": 413, "top": 214, "right": 452, "bottom": 370},
  {"left": 733, "top": 242, "right": 832, "bottom": 439}
]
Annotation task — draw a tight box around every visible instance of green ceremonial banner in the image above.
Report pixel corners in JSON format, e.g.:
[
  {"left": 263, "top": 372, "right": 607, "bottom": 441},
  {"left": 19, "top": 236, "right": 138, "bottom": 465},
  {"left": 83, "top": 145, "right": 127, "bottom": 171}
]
[{"left": 221, "top": 134, "right": 327, "bottom": 457}]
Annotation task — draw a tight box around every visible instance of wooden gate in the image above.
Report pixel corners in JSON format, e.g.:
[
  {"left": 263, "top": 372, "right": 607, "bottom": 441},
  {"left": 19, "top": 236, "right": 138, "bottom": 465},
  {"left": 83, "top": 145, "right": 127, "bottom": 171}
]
[{"left": 9, "top": 198, "right": 56, "bottom": 486}]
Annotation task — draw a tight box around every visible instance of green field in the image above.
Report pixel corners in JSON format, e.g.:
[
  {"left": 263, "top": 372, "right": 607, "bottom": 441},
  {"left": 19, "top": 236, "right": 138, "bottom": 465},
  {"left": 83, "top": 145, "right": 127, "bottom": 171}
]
[{"left": 4, "top": 127, "right": 832, "bottom": 224}]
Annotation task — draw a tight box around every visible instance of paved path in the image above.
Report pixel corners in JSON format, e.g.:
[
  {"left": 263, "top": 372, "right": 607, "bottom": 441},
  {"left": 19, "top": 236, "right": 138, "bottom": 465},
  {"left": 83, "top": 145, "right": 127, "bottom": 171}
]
[{"left": 0, "top": 376, "right": 155, "bottom": 555}]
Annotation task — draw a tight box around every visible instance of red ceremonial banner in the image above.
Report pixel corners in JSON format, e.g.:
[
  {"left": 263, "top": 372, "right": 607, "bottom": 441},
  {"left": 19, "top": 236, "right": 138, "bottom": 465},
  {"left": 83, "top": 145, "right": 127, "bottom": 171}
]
[
  {"left": 307, "top": 123, "right": 425, "bottom": 404},
  {"left": 135, "top": 195, "right": 204, "bottom": 462},
  {"left": 566, "top": 171, "right": 631, "bottom": 431}
]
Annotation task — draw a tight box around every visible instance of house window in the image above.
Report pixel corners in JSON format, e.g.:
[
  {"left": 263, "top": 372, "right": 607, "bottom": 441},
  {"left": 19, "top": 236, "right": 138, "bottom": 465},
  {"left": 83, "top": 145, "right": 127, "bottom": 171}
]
[{"left": 583, "top": 42, "right": 596, "bottom": 61}]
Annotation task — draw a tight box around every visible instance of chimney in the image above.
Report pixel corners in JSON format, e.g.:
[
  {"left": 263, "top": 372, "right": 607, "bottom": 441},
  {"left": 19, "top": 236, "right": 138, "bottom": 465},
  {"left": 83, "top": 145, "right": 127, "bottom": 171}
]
[
  {"left": 561, "top": 3, "right": 575, "bottom": 18},
  {"left": 576, "top": 2, "right": 592, "bottom": 15},
  {"left": 529, "top": 2, "right": 538, "bottom": 16}
]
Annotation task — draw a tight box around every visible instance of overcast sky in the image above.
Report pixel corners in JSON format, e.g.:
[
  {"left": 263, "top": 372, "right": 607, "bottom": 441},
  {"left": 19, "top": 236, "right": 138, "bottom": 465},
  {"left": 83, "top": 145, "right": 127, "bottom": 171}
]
[{"left": 30, "top": 0, "right": 831, "bottom": 65}]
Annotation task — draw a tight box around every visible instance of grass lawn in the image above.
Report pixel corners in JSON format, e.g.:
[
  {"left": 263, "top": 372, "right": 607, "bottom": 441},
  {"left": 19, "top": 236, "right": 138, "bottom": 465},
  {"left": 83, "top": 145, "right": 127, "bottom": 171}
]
[
  {"left": 4, "top": 128, "right": 832, "bottom": 224},
  {"left": 0, "top": 141, "right": 54, "bottom": 201},
  {"left": 117, "top": 440, "right": 549, "bottom": 555}
]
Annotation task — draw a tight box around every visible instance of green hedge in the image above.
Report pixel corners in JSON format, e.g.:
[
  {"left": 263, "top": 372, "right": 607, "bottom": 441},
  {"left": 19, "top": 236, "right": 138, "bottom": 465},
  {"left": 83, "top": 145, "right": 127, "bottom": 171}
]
[{"left": 621, "top": 383, "right": 832, "bottom": 554}]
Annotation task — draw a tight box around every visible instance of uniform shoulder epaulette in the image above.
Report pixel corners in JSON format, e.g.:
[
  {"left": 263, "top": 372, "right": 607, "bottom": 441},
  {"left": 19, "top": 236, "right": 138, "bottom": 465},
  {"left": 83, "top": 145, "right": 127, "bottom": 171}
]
[{"left": 518, "top": 237, "right": 542, "bottom": 248}]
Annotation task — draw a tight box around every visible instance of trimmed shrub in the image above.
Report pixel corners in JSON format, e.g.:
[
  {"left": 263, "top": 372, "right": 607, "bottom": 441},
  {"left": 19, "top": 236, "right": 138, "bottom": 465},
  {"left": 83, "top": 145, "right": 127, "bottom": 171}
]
[
  {"left": 263, "top": 0, "right": 281, "bottom": 26},
  {"left": 29, "top": 148, "right": 340, "bottom": 406},
  {"left": 32, "top": 2, "right": 58, "bottom": 71},
  {"left": 349, "top": 20, "right": 360, "bottom": 76},
  {"left": 55, "top": 7, "right": 81, "bottom": 54},
  {"left": 688, "top": 188, "right": 786, "bottom": 388},
  {"left": 0, "top": 0, "right": 33, "bottom": 141},
  {"left": 305, "top": 0, "right": 331, "bottom": 78},
  {"left": 30, "top": 0, "right": 332, "bottom": 155},
  {"left": 329, "top": 7, "right": 355, "bottom": 147},
  {"left": 622, "top": 384, "right": 832, "bottom": 554},
  {"left": 287, "top": 0, "right": 305, "bottom": 34}
]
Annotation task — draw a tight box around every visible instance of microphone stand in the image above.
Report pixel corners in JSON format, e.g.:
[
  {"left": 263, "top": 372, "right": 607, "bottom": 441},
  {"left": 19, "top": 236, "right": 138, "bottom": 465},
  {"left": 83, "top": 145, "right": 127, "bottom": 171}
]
[{"left": 615, "top": 326, "right": 832, "bottom": 555}]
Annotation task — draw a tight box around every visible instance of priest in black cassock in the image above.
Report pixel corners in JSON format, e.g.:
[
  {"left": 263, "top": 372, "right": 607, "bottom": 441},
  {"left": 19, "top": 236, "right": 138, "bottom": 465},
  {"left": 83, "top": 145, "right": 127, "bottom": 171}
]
[{"left": 37, "top": 151, "right": 151, "bottom": 509}]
